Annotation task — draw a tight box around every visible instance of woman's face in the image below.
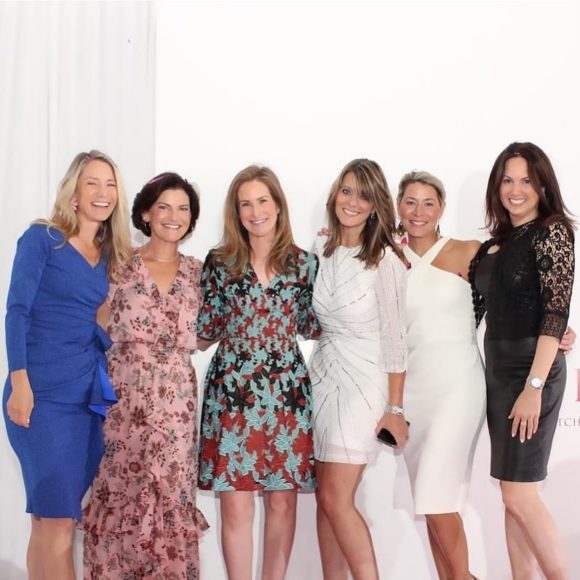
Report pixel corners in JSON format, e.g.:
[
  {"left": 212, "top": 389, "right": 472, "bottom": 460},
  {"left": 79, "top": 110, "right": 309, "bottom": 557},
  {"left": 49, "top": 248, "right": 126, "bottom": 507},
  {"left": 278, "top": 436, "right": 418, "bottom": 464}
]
[
  {"left": 237, "top": 179, "right": 279, "bottom": 241},
  {"left": 334, "top": 172, "right": 374, "bottom": 235},
  {"left": 74, "top": 160, "right": 118, "bottom": 226},
  {"left": 398, "top": 181, "right": 444, "bottom": 240},
  {"left": 142, "top": 188, "right": 192, "bottom": 242},
  {"left": 499, "top": 156, "right": 540, "bottom": 227}
]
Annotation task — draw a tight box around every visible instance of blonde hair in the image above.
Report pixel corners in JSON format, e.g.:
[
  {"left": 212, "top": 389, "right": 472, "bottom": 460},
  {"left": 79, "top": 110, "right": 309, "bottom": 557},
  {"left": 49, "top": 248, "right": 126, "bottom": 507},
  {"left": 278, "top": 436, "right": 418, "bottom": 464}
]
[
  {"left": 38, "top": 150, "right": 132, "bottom": 275},
  {"left": 213, "top": 165, "right": 295, "bottom": 276},
  {"left": 397, "top": 170, "right": 446, "bottom": 204},
  {"left": 324, "top": 159, "right": 402, "bottom": 267}
]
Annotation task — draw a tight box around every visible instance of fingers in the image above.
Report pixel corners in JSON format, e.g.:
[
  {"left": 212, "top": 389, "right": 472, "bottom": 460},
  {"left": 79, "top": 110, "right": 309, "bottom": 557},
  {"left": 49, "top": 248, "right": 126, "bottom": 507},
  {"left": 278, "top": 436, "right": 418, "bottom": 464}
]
[
  {"left": 6, "top": 406, "right": 32, "bottom": 428},
  {"left": 512, "top": 416, "right": 539, "bottom": 442}
]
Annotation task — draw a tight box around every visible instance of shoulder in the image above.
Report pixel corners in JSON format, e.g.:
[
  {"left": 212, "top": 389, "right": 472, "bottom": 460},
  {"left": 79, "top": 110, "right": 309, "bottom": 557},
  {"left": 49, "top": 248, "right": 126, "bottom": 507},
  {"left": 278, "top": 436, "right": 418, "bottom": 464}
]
[
  {"left": 537, "top": 218, "right": 574, "bottom": 242},
  {"left": 446, "top": 238, "right": 482, "bottom": 262},
  {"left": 20, "top": 223, "right": 65, "bottom": 248},
  {"left": 181, "top": 254, "right": 204, "bottom": 280},
  {"left": 110, "top": 249, "right": 139, "bottom": 283},
  {"left": 312, "top": 234, "right": 327, "bottom": 256},
  {"left": 380, "top": 246, "right": 407, "bottom": 274},
  {"left": 293, "top": 245, "right": 318, "bottom": 269}
]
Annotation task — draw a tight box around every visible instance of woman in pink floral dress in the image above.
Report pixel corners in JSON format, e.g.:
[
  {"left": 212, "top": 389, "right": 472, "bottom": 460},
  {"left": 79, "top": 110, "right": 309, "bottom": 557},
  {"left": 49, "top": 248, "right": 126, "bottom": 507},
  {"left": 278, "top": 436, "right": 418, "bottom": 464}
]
[{"left": 83, "top": 173, "right": 208, "bottom": 579}]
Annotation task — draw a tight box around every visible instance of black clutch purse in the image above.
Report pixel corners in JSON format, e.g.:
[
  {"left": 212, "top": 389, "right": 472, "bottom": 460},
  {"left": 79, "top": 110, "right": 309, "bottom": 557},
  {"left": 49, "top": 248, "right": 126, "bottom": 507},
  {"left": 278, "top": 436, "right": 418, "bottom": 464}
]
[{"left": 377, "top": 421, "right": 410, "bottom": 447}]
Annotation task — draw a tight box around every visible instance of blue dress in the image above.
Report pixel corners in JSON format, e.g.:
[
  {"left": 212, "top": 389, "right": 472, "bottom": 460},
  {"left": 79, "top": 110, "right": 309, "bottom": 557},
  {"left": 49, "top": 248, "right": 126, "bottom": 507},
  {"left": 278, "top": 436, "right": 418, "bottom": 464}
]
[{"left": 3, "top": 224, "right": 116, "bottom": 519}]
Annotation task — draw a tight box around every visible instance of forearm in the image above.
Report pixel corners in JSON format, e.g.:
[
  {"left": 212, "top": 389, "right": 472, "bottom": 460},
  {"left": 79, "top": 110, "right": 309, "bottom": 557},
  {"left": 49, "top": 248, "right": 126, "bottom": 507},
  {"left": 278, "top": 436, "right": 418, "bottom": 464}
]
[
  {"left": 529, "top": 335, "right": 560, "bottom": 382},
  {"left": 387, "top": 371, "right": 406, "bottom": 407}
]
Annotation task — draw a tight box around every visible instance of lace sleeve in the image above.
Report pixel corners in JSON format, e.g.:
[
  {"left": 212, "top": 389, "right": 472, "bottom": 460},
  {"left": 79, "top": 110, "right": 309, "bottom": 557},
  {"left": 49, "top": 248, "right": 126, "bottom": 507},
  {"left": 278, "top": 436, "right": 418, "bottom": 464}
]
[
  {"left": 376, "top": 248, "right": 407, "bottom": 373},
  {"left": 533, "top": 220, "right": 575, "bottom": 339}
]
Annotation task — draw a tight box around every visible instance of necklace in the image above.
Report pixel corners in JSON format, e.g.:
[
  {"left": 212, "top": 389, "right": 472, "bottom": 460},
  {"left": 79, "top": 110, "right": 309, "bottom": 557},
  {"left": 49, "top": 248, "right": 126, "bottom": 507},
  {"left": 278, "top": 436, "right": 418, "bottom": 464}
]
[{"left": 142, "top": 245, "right": 179, "bottom": 262}]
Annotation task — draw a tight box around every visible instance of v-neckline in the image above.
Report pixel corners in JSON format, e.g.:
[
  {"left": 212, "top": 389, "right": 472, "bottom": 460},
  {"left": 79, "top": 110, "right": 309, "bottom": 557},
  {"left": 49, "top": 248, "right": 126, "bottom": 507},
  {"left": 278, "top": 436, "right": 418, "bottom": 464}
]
[
  {"left": 404, "top": 237, "right": 449, "bottom": 266},
  {"left": 248, "top": 265, "right": 279, "bottom": 290},
  {"left": 67, "top": 240, "right": 103, "bottom": 270},
  {"left": 136, "top": 251, "right": 182, "bottom": 296}
]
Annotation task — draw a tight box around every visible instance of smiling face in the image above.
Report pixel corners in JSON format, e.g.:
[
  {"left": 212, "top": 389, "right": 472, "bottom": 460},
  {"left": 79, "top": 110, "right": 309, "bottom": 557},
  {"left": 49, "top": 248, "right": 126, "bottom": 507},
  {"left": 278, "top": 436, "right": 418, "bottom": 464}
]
[
  {"left": 334, "top": 172, "right": 374, "bottom": 239},
  {"left": 398, "top": 181, "right": 444, "bottom": 241},
  {"left": 237, "top": 179, "right": 279, "bottom": 241},
  {"left": 499, "top": 156, "right": 540, "bottom": 226},
  {"left": 142, "top": 188, "right": 192, "bottom": 242},
  {"left": 74, "top": 160, "right": 118, "bottom": 226}
]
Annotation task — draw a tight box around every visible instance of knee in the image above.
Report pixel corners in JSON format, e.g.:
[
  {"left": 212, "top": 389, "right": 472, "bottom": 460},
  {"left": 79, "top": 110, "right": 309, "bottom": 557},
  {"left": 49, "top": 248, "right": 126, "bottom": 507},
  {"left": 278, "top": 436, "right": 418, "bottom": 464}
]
[
  {"left": 317, "top": 484, "right": 346, "bottom": 517},
  {"left": 221, "top": 495, "right": 255, "bottom": 528},
  {"left": 501, "top": 485, "right": 537, "bottom": 521},
  {"left": 264, "top": 491, "right": 296, "bottom": 518}
]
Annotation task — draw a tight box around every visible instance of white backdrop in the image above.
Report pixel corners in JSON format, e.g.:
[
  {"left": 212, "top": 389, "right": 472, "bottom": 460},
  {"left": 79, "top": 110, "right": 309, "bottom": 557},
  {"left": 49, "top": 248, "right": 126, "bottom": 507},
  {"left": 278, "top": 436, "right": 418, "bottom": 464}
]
[{"left": 2, "top": 1, "right": 580, "bottom": 579}]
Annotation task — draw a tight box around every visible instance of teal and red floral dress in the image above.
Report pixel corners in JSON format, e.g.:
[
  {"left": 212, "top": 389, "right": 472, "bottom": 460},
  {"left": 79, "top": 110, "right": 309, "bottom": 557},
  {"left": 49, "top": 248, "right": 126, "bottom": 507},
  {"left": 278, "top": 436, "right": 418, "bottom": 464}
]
[{"left": 197, "top": 246, "right": 320, "bottom": 491}]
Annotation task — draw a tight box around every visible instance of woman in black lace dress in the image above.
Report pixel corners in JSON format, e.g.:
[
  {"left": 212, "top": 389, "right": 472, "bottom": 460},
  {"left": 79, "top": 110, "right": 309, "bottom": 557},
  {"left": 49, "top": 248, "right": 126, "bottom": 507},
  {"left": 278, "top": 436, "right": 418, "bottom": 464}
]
[{"left": 470, "top": 142, "right": 575, "bottom": 579}]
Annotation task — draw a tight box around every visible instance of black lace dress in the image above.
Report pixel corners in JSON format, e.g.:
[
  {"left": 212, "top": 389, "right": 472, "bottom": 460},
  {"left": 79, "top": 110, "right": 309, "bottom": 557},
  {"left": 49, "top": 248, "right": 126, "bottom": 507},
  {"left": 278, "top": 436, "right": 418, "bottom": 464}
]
[{"left": 469, "top": 219, "right": 575, "bottom": 481}]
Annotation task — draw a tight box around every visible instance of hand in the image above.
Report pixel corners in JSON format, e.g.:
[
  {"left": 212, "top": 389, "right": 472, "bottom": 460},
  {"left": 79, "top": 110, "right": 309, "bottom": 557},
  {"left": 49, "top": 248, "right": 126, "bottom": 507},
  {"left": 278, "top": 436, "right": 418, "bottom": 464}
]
[
  {"left": 317, "top": 227, "right": 329, "bottom": 237},
  {"left": 508, "top": 386, "right": 541, "bottom": 442},
  {"left": 7, "top": 371, "right": 34, "bottom": 428},
  {"left": 376, "top": 412, "right": 409, "bottom": 449},
  {"left": 559, "top": 326, "right": 576, "bottom": 354}
]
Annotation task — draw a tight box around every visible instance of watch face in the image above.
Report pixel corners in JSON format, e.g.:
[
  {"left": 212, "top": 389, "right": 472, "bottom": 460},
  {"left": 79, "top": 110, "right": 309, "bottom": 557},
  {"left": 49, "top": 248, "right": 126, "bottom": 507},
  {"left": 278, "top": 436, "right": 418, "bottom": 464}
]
[{"left": 530, "top": 377, "right": 543, "bottom": 389}]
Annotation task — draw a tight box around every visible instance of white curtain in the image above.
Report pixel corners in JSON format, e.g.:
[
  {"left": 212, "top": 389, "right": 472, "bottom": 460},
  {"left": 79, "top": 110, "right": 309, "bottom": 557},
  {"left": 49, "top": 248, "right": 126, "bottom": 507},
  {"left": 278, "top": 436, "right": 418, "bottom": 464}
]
[{"left": 0, "top": 2, "right": 155, "bottom": 577}]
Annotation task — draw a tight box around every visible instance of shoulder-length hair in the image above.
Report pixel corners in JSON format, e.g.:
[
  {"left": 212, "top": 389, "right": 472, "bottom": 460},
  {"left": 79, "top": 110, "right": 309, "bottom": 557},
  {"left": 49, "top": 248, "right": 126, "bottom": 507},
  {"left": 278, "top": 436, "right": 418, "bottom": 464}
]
[
  {"left": 213, "top": 165, "right": 295, "bottom": 276},
  {"left": 324, "top": 158, "right": 403, "bottom": 267},
  {"left": 132, "top": 171, "right": 200, "bottom": 239},
  {"left": 485, "top": 142, "right": 575, "bottom": 242},
  {"left": 38, "top": 150, "right": 132, "bottom": 275}
]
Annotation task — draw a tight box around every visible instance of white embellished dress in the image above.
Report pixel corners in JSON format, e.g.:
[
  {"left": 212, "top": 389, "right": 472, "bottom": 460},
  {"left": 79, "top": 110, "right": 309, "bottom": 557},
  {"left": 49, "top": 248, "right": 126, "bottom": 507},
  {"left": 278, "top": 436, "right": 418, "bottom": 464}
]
[
  {"left": 309, "top": 237, "right": 407, "bottom": 464},
  {"left": 403, "top": 238, "right": 486, "bottom": 514}
]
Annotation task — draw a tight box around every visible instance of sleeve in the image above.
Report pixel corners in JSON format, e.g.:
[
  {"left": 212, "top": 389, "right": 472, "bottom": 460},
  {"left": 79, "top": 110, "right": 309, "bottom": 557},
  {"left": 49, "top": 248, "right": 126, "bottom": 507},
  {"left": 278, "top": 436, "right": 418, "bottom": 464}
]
[
  {"left": 195, "top": 251, "right": 226, "bottom": 341},
  {"left": 533, "top": 220, "right": 575, "bottom": 339},
  {"left": 376, "top": 248, "right": 408, "bottom": 373},
  {"left": 5, "top": 225, "right": 53, "bottom": 371},
  {"left": 296, "top": 251, "right": 322, "bottom": 340}
]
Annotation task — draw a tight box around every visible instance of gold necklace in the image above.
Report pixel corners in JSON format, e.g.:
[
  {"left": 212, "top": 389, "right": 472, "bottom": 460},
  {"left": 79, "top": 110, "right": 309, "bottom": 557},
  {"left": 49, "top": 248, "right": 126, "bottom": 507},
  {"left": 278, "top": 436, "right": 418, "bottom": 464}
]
[{"left": 142, "top": 246, "right": 179, "bottom": 262}]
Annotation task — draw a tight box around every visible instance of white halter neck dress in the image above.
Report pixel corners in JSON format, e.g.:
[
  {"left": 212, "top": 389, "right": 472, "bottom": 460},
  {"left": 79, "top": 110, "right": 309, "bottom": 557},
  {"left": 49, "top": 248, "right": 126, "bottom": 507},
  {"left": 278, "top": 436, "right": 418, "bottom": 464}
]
[{"left": 403, "top": 238, "right": 486, "bottom": 514}]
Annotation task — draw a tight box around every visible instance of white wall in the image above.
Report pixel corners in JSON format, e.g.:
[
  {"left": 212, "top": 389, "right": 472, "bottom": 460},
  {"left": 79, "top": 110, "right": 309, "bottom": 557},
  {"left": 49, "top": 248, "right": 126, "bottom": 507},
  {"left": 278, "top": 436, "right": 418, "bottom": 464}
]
[{"left": 156, "top": 1, "right": 580, "bottom": 578}]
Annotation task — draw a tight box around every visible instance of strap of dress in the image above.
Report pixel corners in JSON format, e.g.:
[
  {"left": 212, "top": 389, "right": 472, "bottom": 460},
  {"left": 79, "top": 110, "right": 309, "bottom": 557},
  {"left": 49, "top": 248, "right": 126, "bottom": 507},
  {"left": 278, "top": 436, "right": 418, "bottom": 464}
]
[{"left": 405, "top": 237, "right": 450, "bottom": 266}]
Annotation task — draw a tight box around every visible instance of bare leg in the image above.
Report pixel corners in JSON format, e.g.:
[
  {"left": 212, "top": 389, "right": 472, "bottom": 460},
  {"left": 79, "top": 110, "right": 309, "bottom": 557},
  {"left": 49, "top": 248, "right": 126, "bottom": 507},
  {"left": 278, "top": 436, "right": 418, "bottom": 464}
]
[
  {"left": 261, "top": 490, "right": 297, "bottom": 580},
  {"left": 501, "top": 481, "right": 567, "bottom": 580},
  {"left": 425, "top": 513, "right": 471, "bottom": 579},
  {"left": 27, "top": 515, "right": 45, "bottom": 580},
  {"left": 315, "top": 462, "right": 348, "bottom": 580},
  {"left": 220, "top": 491, "right": 255, "bottom": 580},
  {"left": 38, "top": 518, "right": 75, "bottom": 580},
  {"left": 504, "top": 509, "right": 537, "bottom": 580},
  {"left": 316, "top": 461, "right": 378, "bottom": 580},
  {"left": 426, "top": 518, "right": 451, "bottom": 579}
]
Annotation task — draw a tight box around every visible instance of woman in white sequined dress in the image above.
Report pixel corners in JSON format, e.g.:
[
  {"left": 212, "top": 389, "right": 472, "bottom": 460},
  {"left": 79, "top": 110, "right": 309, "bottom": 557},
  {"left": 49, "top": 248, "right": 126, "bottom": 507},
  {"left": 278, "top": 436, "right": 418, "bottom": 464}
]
[{"left": 309, "top": 159, "right": 408, "bottom": 580}]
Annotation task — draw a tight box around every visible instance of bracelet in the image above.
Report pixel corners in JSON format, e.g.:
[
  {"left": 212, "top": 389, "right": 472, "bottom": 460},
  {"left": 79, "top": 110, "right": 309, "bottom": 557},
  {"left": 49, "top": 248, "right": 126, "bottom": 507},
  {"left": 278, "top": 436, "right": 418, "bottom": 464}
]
[{"left": 385, "top": 404, "right": 405, "bottom": 416}]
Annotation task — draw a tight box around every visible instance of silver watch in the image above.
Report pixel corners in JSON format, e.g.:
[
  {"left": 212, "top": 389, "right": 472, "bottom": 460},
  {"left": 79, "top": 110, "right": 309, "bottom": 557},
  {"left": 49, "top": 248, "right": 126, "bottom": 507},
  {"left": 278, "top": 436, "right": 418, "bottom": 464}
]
[
  {"left": 385, "top": 404, "right": 405, "bottom": 416},
  {"left": 526, "top": 375, "right": 545, "bottom": 390}
]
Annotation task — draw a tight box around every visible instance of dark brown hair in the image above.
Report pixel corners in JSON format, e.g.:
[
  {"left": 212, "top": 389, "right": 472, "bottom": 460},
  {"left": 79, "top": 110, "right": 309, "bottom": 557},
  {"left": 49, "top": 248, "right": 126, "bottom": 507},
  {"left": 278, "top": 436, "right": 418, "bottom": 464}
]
[
  {"left": 132, "top": 172, "right": 200, "bottom": 239},
  {"left": 485, "top": 142, "right": 574, "bottom": 242}
]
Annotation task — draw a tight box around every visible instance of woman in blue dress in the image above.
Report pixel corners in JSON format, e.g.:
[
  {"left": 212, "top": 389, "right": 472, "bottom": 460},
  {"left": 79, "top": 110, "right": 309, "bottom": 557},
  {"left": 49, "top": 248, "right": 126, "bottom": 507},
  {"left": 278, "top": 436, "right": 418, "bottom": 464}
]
[
  {"left": 197, "top": 165, "right": 320, "bottom": 580},
  {"left": 3, "top": 150, "right": 131, "bottom": 579}
]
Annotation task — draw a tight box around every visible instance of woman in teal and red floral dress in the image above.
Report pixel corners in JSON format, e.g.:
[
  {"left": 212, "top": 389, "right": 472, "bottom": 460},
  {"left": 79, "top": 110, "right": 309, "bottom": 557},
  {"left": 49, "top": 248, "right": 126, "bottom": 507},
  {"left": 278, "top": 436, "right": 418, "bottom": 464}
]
[{"left": 197, "top": 165, "right": 320, "bottom": 580}]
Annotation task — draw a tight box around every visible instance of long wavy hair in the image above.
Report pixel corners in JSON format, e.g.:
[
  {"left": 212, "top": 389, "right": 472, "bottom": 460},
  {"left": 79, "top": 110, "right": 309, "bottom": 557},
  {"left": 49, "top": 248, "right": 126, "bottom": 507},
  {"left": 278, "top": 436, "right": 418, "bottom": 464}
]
[
  {"left": 213, "top": 165, "right": 295, "bottom": 276},
  {"left": 324, "top": 159, "right": 403, "bottom": 267},
  {"left": 485, "top": 142, "right": 575, "bottom": 242},
  {"left": 37, "top": 150, "right": 132, "bottom": 275}
]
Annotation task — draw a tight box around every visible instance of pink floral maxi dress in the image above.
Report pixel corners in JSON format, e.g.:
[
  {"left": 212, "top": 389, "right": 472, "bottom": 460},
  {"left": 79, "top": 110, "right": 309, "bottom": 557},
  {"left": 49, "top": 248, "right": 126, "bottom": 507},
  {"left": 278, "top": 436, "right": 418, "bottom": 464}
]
[{"left": 83, "top": 252, "right": 209, "bottom": 580}]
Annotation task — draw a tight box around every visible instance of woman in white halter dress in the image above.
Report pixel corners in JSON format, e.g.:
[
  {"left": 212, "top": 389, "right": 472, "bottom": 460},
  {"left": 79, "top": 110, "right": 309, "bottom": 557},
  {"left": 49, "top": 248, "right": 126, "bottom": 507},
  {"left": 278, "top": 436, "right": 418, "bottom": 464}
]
[
  {"left": 397, "top": 171, "right": 485, "bottom": 580},
  {"left": 403, "top": 236, "right": 485, "bottom": 515}
]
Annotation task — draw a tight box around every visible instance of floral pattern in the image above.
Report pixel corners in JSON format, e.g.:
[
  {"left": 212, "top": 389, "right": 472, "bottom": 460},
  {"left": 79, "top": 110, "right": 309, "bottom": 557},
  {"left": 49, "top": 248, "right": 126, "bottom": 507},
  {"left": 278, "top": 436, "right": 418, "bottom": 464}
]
[
  {"left": 83, "top": 252, "right": 209, "bottom": 580},
  {"left": 197, "top": 247, "right": 320, "bottom": 491}
]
